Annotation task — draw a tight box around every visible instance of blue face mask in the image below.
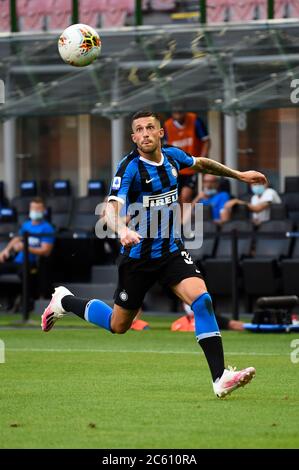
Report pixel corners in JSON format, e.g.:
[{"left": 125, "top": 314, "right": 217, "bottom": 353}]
[
  {"left": 204, "top": 188, "right": 217, "bottom": 197},
  {"left": 251, "top": 184, "right": 265, "bottom": 196},
  {"left": 29, "top": 210, "right": 44, "bottom": 221}
]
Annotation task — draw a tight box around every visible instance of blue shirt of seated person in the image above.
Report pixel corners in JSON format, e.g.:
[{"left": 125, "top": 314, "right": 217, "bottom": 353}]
[
  {"left": 196, "top": 175, "right": 230, "bottom": 221},
  {"left": 14, "top": 200, "right": 55, "bottom": 265}
]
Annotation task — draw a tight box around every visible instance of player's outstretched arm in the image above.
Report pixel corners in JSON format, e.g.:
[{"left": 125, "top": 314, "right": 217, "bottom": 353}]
[
  {"left": 104, "top": 200, "right": 142, "bottom": 248},
  {"left": 193, "top": 157, "right": 268, "bottom": 185}
]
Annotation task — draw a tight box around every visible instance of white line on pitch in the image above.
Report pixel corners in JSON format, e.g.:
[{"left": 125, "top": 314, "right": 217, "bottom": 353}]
[{"left": 5, "top": 348, "right": 289, "bottom": 356}]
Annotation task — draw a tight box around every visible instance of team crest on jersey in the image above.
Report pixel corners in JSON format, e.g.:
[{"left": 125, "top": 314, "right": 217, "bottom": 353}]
[
  {"left": 171, "top": 166, "right": 178, "bottom": 178},
  {"left": 112, "top": 176, "right": 121, "bottom": 190}
]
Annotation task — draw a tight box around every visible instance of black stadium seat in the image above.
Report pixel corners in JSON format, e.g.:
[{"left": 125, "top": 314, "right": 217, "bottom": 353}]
[
  {"left": 281, "top": 192, "right": 299, "bottom": 223},
  {"left": 221, "top": 220, "right": 253, "bottom": 232},
  {"left": 70, "top": 197, "right": 100, "bottom": 234},
  {"left": 285, "top": 176, "right": 299, "bottom": 193},
  {"left": 281, "top": 176, "right": 299, "bottom": 223},
  {"left": 0, "top": 207, "right": 17, "bottom": 236},
  {"left": 46, "top": 196, "right": 72, "bottom": 231},
  {"left": 69, "top": 180, "right": 106, "bottom": 234},
  {"left": 46, "top": 180, "right": 73, "bottom": 231},
  {"left": 270, "top": 203, "right": 288, "bottom": 220},
  {"left": 0, "top": 181, "right": 7, "bottom": 205},
  {"left": 257, "top": 219, "right": 293, "bottom": 233},
  {"left": 187, "top": 221, "right": 217, "bottom": 266},
  {"left": 51, "top": 179, "right": 71, "bottom": 196},
  {"left": 281, "top": 235, "right": 299, "bottom": 296},
  {"left": 87, "top": 180, "right": 106, "bottom": 198},
  {"left": 218, "top": 177, "right": 231, "bottom": 195},
  {"left": 242, "top": 222, "right": 292, "bottom": 300},
  {"left": 202, "top": 225, "right": 252, "bottom": 296},
  {"left": 12, "top": 180, "right": 38, "bottom": 225}
]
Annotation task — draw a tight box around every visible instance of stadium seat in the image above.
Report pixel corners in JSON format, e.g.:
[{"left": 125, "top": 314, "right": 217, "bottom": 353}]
[
  {"left": 0, "top": 181, "right": 6, "bottom": 205},
  {"left": 101, "top": 0, "right": 134, "bottom": 28},
  {"left": 51, "top": 232, "right": 94, "bottom": 283},
  {"left": 70, "top": 197, "right": 100, "bottom": 234},
  {"left": 285, "top": 176, "right": 299, "bottom": 193},
  {"left": 281, "top": 235, "right": 299, "bottom": 296},
  {"left": 242, "top": 225, "right": 292, "bottom": 302},
  {"left": 80, "top": 0, "right": 103, "bottom": 27},
  {"left": 280, "top": 193, "right": 299, "bottom": 222},
  {"left": 270, "top": 203, "right": 288, "bottom": 220},
  {"left": 0, "top": 207, "right": 18, "bottom": 236},
  {"left": 202, "top": 225, "right": 252, "bottom": 296},
  {"left": 46, "top": 196, "right": 72, "bottom": 231},
  {"left": 187, "top": 221, "right": 217, "bottom": 266},
  {"left": 69, "top": 180, "right": 105, "bottom": 234},
  {"left": 257, "top": 219, "right": 294, "bottom": 233},
  {"left": 218, "top": 177, "right": 232, "bottom": 195},
  {"left": 51, "top": 179, "right": 71, "bottom": 197},
  {"left": 0, "top": 0, "right": 10, "bottom": 32},
  {"left": 46, "top": 180, "right": 73, "bottom": 231},
  {"left": 281, "top": 177, "right": 299, "bottom": 222},
  {"left": 87, "top": 180, "right": 106, "bottom": 198},
  {"left": 47, "top": 0, "right": 72, "bottom": 30},
  {"left": 11, "top": 180, "right": 38, "bottom": 225}
]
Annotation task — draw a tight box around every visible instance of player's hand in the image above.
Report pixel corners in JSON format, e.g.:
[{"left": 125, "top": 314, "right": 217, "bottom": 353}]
[
  {"left": 14, "top": 241, "right": 24, "bottom": 253},
  {"left": 239, "top": 171, "right": 268, "bottom": 185},
  {"left": 0, "top": 249, "right": 10, "bottom": 263},
  {"left": 119, "top": 227, "right": 142, "bottom": 248}
]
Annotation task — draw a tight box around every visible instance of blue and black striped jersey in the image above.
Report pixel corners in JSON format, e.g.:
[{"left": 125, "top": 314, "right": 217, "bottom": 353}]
[{"left": 108, "top": 145, "right": 196, "bottom": 259}]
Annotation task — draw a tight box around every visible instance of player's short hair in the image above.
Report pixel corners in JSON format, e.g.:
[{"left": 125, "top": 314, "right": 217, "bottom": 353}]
[
  {"left": 131, "top": 110, "right": 161, "bottom": 127},
  {"left": 31, "top": 197, "right": 45, "bottom": 206}
]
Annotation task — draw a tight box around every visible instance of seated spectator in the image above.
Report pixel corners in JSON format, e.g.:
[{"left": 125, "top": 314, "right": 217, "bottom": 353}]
[
  {"left": 188, "top": 175, "right": 230, "bottom": 223},
  {"left": 0, "top": 197, "right": 55, "bottom": 309},
  {"left": 221, "top": 182, "right": 281, "bottom": 225}
]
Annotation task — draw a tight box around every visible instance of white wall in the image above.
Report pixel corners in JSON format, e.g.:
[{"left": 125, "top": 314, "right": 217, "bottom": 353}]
[
  {"left": 208, "top": 110, "right": 221, "bottom": 162},
  {"left": 279, "top": 108, "right": 299, "bottom": 192}
]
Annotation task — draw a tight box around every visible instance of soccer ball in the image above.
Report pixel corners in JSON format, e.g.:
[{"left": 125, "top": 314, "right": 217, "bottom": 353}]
[{"left": 58, "top": 23, "right": 101, "bottom": 67}]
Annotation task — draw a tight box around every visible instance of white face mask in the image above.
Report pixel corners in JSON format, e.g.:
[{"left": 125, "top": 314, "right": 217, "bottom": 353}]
[
  {"left": 251, "top": 184, "right": 265, "bottom": 196},
  {"left": 29, "top": 210, "right": 43, "bottom": 221}
]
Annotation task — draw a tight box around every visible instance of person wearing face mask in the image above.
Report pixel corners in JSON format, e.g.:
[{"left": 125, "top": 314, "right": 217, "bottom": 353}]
[
  {"left": 221, "top": 182, "right": 281, "bottom": 225},
  {"left": 187, "top": 174, "right": 230, "bottom": 223},
  {"left": 0, "top": 197, "right": 54, "bottom": 311}
]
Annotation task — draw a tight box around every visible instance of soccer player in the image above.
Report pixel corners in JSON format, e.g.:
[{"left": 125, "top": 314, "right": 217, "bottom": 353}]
[{"left": 41, "top": 110, "right": 267, "bottom": 398}]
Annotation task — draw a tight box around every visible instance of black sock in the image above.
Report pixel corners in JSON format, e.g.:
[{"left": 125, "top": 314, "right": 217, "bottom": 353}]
[
  {"left": 61, "top": 295, "right": 89, "bottom": 320},
  {"left": 198, "top": 336, "right": 225, "bottom": 382}
]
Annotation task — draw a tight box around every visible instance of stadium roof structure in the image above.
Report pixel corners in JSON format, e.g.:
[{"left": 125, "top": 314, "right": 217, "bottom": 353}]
[{"left": 0, "top": 19, "right": 299, "bottom": 118}]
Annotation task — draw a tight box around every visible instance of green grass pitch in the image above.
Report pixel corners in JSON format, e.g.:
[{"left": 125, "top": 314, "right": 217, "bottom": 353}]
[{"left": 0, "top": 314, "right": 298, "bottom": 449}]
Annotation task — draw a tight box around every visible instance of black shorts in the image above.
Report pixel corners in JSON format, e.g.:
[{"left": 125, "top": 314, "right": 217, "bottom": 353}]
[
  {"left": 178, "top": 174, "right": 198, "bottom": 193},
  {"left": 114, "top": 250, "right": 204, "bottom": 310}
]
